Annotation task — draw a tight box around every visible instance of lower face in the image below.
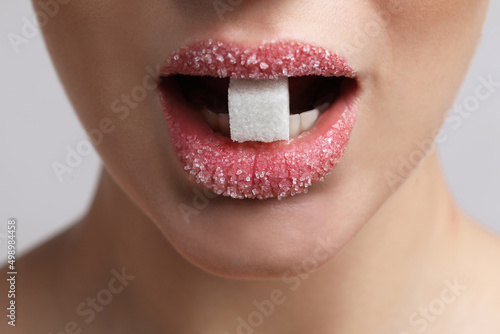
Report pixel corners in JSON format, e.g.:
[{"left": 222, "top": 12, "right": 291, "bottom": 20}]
[{"left": 37, "top": 0, "right": 488, "bottom": 277}]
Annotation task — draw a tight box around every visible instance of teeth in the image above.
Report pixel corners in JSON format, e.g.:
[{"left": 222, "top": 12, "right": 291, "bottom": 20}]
[
  {"left": 202, "top": 107, "right": 324, "bottom": 138},
  {"left": 202, "top": 107, "right": 219, "bottom": 132},
  {"left": 315, "top": 102, "right": 330, "bottom": 113},
  {"left": 300, "top": 109, "right": 320, "bottom": 133},
  {"left": 289, "top": 114, "right": 301, "bottom": 138}
]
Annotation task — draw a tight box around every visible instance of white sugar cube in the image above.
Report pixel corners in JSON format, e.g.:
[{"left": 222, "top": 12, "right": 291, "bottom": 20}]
[{"left": 228, "top": 78, "right": 290, "bottom": 143}]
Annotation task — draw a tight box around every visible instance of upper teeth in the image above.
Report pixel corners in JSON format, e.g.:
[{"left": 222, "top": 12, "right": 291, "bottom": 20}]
[{"left": 202, "top": 103, "right": 328, "bottom": 139}]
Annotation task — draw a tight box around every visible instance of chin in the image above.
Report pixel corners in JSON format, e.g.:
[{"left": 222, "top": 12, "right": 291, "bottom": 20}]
[{"left": 148, "top": 177, "right": 365, "bottom": 279}]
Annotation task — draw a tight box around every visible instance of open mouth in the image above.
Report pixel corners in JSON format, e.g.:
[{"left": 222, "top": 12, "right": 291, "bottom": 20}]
[
  {"left": 163, "top": 75, "right": 347, "bottom": 138},
  {"left": 159, "top": 40, "right": 359, "bottom": 200}
]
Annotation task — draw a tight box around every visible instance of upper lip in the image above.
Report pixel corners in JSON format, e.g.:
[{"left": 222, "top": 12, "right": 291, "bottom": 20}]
[{"left": 160, "top": 39, "right": 356, "bottom": 80}]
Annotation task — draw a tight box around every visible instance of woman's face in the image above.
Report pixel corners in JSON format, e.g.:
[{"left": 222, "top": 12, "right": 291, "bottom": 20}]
[{"left": 37, "top": 0, "right": 488, "bottom": 277}]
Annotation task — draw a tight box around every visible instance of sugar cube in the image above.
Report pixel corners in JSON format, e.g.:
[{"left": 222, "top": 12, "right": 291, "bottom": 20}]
[{"left": 228, "top": 78, "right": 290, "bottom": 143}]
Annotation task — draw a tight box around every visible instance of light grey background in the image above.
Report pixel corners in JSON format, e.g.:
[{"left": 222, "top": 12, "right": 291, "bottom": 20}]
[{"left": 1, "top": 1, "right": 499, "bottom": 257}]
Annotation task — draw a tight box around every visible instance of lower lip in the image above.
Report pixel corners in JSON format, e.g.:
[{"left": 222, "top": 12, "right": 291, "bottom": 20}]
[{"left": 159, "top": 80, "right": 358, "bottom": 200}]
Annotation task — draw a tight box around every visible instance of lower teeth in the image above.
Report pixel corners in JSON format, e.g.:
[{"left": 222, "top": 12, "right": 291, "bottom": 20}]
[
  {"left": 202, "top": 107, "right": 231, "bottom": 137},
  {"left": 201, "top": 76, "right": 331, "bottom": 141},
  {"left": 202, "top": 102, "right": 328, "bottom": 139}
]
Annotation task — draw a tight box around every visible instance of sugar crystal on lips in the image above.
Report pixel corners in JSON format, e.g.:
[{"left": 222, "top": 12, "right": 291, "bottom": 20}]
[{"left": 164, "top": 40, "right": 352, "bottom": 79}]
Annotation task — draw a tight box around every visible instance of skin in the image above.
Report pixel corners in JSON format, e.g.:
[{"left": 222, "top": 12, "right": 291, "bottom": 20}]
[{"left": 2, "top": 0, "right": 500, "bottom": 333}]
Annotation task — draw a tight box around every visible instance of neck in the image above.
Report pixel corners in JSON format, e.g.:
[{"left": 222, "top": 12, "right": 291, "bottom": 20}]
[{"left": 73, "top": 150, "right": 467, "bottom": 333}]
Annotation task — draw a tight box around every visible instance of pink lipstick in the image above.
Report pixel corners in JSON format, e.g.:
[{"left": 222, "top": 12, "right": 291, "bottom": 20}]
[{"left": 159, "top": 40, "right": 358, "bottom": 200}]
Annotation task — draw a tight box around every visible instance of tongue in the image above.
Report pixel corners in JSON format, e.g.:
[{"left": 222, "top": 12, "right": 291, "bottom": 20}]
[{"left": 228, "top": 78, "right": 290, "bottom": 143}]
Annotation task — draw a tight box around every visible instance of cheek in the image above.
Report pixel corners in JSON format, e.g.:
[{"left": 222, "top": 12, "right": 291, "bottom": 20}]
[
  {"left": 36, "top": 1, "right": 176, "bottom": 152},
  {"left": 374, "top": 0, "right": 488, "bottom": 126},
  {"left": 35, "top": 0, "right": 223, "bottom": 131},
  {"left": 345, "top": 0, "right": 488, "bottom": 193},
  {"left": 398, "top": 0, "right": 487, "bottom": 130},
  {"left": 383, "top": 0, "right": 489, "bottom": 78},
  {"left": 35, "top": 0, "right": 188, "bottom": 213}
]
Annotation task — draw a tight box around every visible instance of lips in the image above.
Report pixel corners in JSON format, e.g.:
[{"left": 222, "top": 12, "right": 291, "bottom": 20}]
[{"left": 159, "top": 40, "right": 358, "bottom": 200}]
